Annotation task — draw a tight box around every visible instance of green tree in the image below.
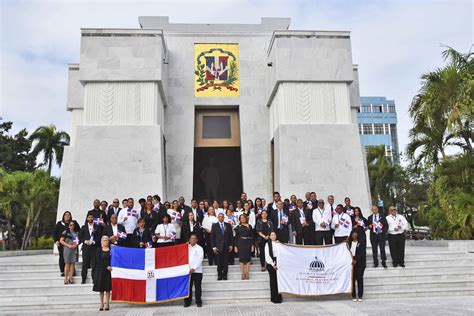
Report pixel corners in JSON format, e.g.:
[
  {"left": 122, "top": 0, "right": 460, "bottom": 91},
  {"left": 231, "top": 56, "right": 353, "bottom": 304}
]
[
  {"left": 0, "top": 122, "right": 36, "bottom": 172},
  {"left": 29, "top": 124, "right": 70, "bottom": 175},
  {"left": 408, "top": 47, "right": 473, "bottom": 167}
]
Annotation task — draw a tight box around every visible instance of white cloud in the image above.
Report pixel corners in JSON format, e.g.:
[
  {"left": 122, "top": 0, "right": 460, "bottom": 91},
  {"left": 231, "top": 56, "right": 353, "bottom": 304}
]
[{"left": 1, "top": 0, "right": 472, "bottom": 171}]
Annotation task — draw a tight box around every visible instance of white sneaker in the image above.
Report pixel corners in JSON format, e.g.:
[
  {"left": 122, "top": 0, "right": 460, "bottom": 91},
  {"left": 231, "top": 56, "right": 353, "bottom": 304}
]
[
  {"left": 358, "top": 298, "right": 363, "bottom": 302},
  {"left": 353, "top": 299, "right": 357, "bottom": 302}
]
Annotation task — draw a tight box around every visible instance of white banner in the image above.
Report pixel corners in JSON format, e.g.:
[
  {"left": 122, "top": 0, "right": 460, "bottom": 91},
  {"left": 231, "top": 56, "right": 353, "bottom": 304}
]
[{"left": 277, "top": 243, "right": 352, "bottom": 296}]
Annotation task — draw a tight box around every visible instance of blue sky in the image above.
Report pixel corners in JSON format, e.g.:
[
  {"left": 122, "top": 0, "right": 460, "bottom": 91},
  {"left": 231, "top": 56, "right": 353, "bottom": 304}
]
[{"left": 1, "top": 0, "right": 472, "bottom": 174}]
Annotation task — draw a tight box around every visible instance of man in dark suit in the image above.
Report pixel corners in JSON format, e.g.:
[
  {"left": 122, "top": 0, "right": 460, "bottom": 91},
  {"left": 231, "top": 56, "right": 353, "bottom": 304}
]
[
  {"left": 79, "top": 214, "right": 103, "bottom": 284},
  {"left": 102, "top": 213, "right": 126, "bottom": 246},
  {"left": 271, "top": 200, "right": 289, "bottom": 243},
  {"left": 368, "top": 206, "right": 388, "bottom": 268},
  {"left": 266, "top": 191, "right": 282, "bottom": 214},
  {"left": 291, "top": 199, "right": 308, "bottom": 245},
  {"left": 179, "top": 196, "right": 192, "bottom": 215},
  {"left": 211, "top": 213, "right": 234, "bottom": 281},
  {"left": 107, "top": 198, "right": 122, "bottom": 221},
  {"left": 86, "top": 199, "right": 108, "bottom": 226},
  {"left": 153, "top": 195, "right": 168, "bottom": 225}
]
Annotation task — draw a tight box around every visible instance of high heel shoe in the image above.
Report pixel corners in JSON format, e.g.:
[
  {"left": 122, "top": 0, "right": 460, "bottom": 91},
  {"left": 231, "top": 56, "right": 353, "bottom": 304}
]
[
  {"left": 105, "top": 304, "right": 110, "bottom": 311},
  {"left": 99, "top": 304, "right": 104, "bottom": 311}
]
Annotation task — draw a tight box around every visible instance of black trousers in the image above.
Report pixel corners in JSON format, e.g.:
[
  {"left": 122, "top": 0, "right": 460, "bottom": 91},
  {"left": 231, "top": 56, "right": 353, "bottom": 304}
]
[
  {"left": 303, "top": 227, "right": 316, "bottom": 245},
  {"left": 205, "top": 233, "right": 215, "bottom": 265},
  {"left": 370, "top": 233, "right": 387, "bottom": 264},
  {"left": 334, "top": 236, "right": 348, "bottom": 244},
  {"left": 388, "top": 233, "right": 405, "bottom": 265},
  {"left": 82, "top": 246, "right": 97, "bottom": 282},
  {"left": 259, "top": 239, "right": 267, "bottom": 267},
  {"left": 58, "top": 245, "right": 65, "bottom": 273},
  {"left": 295, "top": 233, "right": 303, "bottom": 245},
  {"left": 315, "top": 231, "right": 333, "bottom": 245},
  {"left": 266, "top": 264, "right": 282, "bottom": 303},
  {"left": 276, "top": 227, "right": 289, "bottom": 243},
  {"left": 352, "top": 264, "right": 365, "bottom": 299},
  {"left": 216, "top": 249, "right": 230, "bottom": 278},
  {"left": 185, "top": 272, "right": 202, "bottom": 305}
]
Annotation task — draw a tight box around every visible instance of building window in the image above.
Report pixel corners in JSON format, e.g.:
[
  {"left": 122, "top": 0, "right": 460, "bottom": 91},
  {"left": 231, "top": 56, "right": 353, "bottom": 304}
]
[
  {"left": 372, "top": 106, "right": 382, "bottom": 113},
  {"left": 202, "top": 116, "right": 231, "bottom": 139},
  {"left": 361, "top": 106, "right": 371, "bottom": 113},
  {"left": 388, "top": 105, "right": 396, "bottom": 113},
  {"left": 385, "top": 145, "right": 393, "bottom": 157},
  {"left": 358, "top": 124, "right": 363, "bottom": 134},
  {"left": 374, "top": 124, "right": 384, "bottom": 134},
  {"left": 363, "top": 124, "right": 373, "bottom": 135}
]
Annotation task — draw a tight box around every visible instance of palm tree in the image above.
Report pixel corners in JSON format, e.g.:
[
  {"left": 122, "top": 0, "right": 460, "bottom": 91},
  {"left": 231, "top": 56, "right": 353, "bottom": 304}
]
[
  {"left": 408, "top": 47, "right": 473, "bottom": 168},
  {"left": 29, "top": 125, "right": 70, "bottom": 175}
]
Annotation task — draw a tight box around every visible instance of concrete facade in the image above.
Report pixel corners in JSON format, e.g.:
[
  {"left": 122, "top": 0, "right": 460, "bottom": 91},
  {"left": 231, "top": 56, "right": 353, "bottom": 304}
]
[{"left": 58, "top": 17, "right": 371, "bottom": 224}]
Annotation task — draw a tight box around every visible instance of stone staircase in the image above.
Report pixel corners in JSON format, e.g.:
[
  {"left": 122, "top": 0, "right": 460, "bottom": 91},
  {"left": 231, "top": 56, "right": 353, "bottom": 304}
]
[{"left": 1, "top": 244, "right": 473, "bottom": 313}]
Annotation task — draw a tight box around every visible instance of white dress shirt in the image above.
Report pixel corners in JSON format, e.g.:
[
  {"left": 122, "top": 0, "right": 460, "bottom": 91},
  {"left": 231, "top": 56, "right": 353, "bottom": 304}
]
[
  {"left": 331, "top": 213, "right": 352, "bottom": 237},
  {"left": 111, "top": 224, "right": 118, "bottom": 236},
  {"left": 202, "top": 215, "right": 218, "bottom": 232},
  {"left": 386, "top": 214, "right": 408, "bottom": 235},
  {"left": 312, "top": 207, "right": 332, "bottom": 231},
  {"left": 325, "top": 204, "right": 336, "bottom": 217},
  {"left": 264, "top": 241, "right": 280, "bottom": 266},
  {"left": 118, "top": 208, "right": 140, "bottom": 234},
  {"left": 188, "top": 244, "right": 204, "bottom": 273},
  {"left": 155, "top": 223, "right": 176, "bottom": 243}
]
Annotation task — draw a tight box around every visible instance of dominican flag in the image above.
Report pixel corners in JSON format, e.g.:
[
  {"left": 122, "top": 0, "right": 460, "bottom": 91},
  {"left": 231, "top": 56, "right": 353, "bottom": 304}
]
[
  {"left": 339, "top": 218, "right": 350, "bottom": 228},
  {"left": 111, "top": 244, "right": 190, "bottom": 303},
  {"left": 169, "top": 210, "right": 181, "bottom": 223},
  {"left": 374, "top": 221, "right": 383, "bottom": 232},
  {"left": 117, "top": 231, "right": 127, "bottom": 240},
  {"left": 93, "top": 217, "right": 104, "bottom": 225}
]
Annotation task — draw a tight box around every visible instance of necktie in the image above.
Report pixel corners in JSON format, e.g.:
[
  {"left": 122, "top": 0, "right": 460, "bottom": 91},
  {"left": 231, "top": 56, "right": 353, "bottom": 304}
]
[
  {"left": 220, "top": 223, "right": 224, "bottom": 234},
  {"left": 278, "top": 211, "right": 281, "bottom": 229}
]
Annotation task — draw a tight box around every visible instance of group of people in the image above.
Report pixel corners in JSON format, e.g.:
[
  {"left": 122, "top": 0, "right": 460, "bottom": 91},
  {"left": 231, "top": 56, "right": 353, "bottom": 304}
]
[{"left": 53, "top": 191, "right": 409, "bottom": 307}]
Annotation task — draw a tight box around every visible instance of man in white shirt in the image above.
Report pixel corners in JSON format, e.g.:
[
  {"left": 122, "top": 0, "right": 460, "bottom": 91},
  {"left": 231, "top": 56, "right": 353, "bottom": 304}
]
[
  {"left": 185, "top": 233, "right": 204, "bottom": 308},
  {"left": 313, "top": 199, "right": 333, "bottom": 245},
  {"left": 330, "top": 204, "right": 352, "bottom": 244},
  {"left": 117, "top": 198, "right": 140, "bottom": 247},
  {"left": 386, "top": 206, "right": 408, "bottom": 267}
]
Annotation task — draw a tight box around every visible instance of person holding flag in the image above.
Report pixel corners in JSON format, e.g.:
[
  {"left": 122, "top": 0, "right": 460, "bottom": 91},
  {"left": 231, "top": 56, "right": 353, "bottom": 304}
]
[
  {"left": 132, "top": 218, "right": 153, "bottom": 248},
  {"left": 184, "top": 233, "right": 204, "bottom": 308},
  {"left": 79, "top": 214, "right": 103, "bottom": 284},
  {"left": 330, "top": 204, "right": 352, "bottom": 244},
  {"left": 102, "top": 213, "right": 126, "bottom": 246},
  {"left": 351, "top": 207, "right": 369, "bottom": 247},
  {"left": 271, "top": 200, "right": 289, "bottom": 243},
  {"left": 117, "top": 198, "right": 140, "bottom": 247},
  {"left": 312, "top": 199, "right": 333, "bottom": 245},
  {"left": 168, "top": 200, "right": 183, "bottom": 244},
  {"left": 59, "top": 221, "right": 80, "bottom": 284},
  {"left": 86, "top": 199, "right": 109, "bottom": 226},
  {"left": 368, "top": 206, "right": 388, "bottom": 268},
  {"left": 155, "top": 214, "right": 177, "bottom": 247}
]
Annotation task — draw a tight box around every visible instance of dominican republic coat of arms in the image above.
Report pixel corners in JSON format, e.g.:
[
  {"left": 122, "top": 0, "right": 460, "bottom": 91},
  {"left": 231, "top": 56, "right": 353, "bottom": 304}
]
[{"left": 194, "top": 43, "right": 239, "bottom": 97}]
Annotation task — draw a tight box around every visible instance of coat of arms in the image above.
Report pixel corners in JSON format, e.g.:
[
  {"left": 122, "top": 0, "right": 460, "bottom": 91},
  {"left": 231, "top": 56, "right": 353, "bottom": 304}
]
[{"left": 194, "top": 44, "right": 239, "bottom": 97}]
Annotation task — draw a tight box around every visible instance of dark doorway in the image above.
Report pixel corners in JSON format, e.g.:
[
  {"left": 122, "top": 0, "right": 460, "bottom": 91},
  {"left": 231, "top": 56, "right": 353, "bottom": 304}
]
[{"left": 193, "top": 147, "right": 243, "bottom": 202}]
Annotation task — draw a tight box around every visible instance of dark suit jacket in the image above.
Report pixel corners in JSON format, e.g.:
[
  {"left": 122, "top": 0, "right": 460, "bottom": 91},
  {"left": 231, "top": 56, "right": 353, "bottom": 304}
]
[
  {"left": 181, "top": 220, "right": 202, "bottom": 242},
  {"left": 291, "top": 208, "right": 307, "bottom": 235},
  {"left": 79, "top": 223, "right": 103, "bottom": 250},
  {"left": 132, "top": 228, "right": 153, "bottom": 248},
  {"left": 154, "top": 203, "right": 168, "bottom": 225},
  {"left": 367, "top": 214, "right": 389, "bottom": 236},
  {"left": 270, "top": 209, "right": 289, "bottom": 232},
  {"left": 102, "top": 223, "right": 126, "bottom": 246},
  {"left": 211, "top": 222, "right": 234, "bottom": 251},
  {"left": 107, "top": 207, "right": 122, "bottom": 220},
  {"left": 348, "top": 240, "right": 367, "bottom": 269}
]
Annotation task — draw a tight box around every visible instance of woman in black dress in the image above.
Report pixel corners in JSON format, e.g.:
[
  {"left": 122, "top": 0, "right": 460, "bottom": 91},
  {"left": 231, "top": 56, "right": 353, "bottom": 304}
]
[
  {"left": 234, "top": 214, "right": 253, "bottom": 280},
  {"left": 265, "top": 231, "right": 282, "bottom": 303},
  {"left": 351, "top": 207, "right": 369, "bottom": 246},
  {"left": 94, "top": 236, "right": 112, "bottom": 310},
  {"left": 141, "top": 200, "right": 158, "bottom": 232},
  {"left": 182, "top": 212, "right": 202, "bottom": 242},
  {"left": 54, "top": 211, "right": 79, "bottom": 277},
  {"left": 255, "top": 210, "right": 274, "bottom": 271},
  {"left": 348, "top": 230, "right": 366, "bottom": 302}
]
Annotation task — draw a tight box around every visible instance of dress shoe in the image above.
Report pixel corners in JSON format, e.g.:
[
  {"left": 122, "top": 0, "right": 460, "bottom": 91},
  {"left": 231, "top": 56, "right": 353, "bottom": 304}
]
[
  {"left": 382, "top": 263, "right": 387, "bottom": 268},
  {"left": 81, "top": 280, "right": 86, "bottom": 284},
  {"left": 61, "top": 273, "right": 65, "bottom": 277},
  {"left": 217, "top": 277, "right": 222, "bottom": 281},
  {"left": 399, "top": 263, "right": 405, "bottom": 268},
  {"left": 373, "top": 263, "right": 379, "bottom": 268},
  {"left": 197, "top": 303, "right": 202, "bottom": 307},
  {"left": 393, "top": 263, "right": 398, "bottom": 268},
  {"left": 184, "top": 303, "right": 191, "bottom": 308},
  {"left": 223, "top": 276, "right": 228, "bottom": 280}
]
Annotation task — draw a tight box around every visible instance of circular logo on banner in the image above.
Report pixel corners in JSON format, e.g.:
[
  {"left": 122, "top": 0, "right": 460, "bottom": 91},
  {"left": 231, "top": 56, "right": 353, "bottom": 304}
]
[{"left": 309, "top": 256, "right": 325, "bottom": 272}]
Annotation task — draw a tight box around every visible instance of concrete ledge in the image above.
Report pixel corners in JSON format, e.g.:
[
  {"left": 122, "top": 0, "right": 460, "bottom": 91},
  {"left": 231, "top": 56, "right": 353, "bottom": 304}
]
[{"left": 0, "top": 250, "right": 52, "bottom": 258}]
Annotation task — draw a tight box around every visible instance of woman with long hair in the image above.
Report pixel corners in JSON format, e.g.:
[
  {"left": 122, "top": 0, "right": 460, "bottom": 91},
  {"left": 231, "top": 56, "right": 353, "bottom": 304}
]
[
  {"left": 59, "top": 221, "right": 80, "bottom": 284},
  {"left": 234, "top": 214, "right": 254, "bottom": 280},
  {"left": 256, "top": 210, "right": 274, "bottom": 271},
  {"left": 141, "top": 200, "right": 158, "bottom": 232},
  {"left": 352, "top": 207, "right": 369, "bottom": 246},
  {"left": 182, "top": 212, "right": 202, "bottom": 242},
  {"left": 93, "top": 236, "right": 112, "bottom": 310},
  {"left": 265, "top": 231, "right": 282, "bottom": 303},
  {"left": 202, "top": 206, "right": 218, "bottom": 265},
  {"left": 348, "top": 230, "right": 366, "bottom": 302},
  {"left": 54, "top": 211, "right": 79, "bottom": 277}
]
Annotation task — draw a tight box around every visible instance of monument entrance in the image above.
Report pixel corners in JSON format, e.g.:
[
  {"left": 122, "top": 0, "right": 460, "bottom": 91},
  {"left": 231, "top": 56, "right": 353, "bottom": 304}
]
[{"left": 193, "top": 109, "right": 243, "bottom": 202}]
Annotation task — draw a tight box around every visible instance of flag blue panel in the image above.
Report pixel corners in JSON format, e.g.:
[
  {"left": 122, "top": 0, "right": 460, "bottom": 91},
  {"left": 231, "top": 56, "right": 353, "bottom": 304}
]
[
  {"left": 155, "top": 275, "right": 190, "bottom": 301},
  {"left": 111, "top": 246, "right": 145, "bottom": 270}
]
